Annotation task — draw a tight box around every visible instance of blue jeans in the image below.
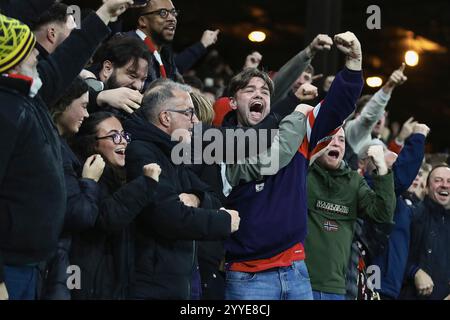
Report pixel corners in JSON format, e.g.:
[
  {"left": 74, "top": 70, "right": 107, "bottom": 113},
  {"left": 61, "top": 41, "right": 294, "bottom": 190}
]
[
  {"left": 225, "top": 260, "right": 313, "bottom": 300},
  {"left": 313, "top": 290, "right": 346, "bottom": 300},
  {"left": 3, "top": 265, "right": 39, "bottom": 300}
]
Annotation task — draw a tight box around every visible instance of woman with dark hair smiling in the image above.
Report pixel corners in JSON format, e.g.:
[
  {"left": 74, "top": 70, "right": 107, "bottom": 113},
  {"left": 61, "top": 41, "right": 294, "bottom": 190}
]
[
  {"left": 42, "top": 76, "right": 105, "bottom": 300},
  {"left": 47, "top": 88, "right": 162, "bottom": 299},
  {"left": 66, "top": 111, "right": 161, "bottom": 299}
]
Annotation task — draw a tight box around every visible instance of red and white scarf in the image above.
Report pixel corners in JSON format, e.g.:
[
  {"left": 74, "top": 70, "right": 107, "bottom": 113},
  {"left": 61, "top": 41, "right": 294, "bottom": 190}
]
[{"left": 136, "top": 29, "right": 167, "bottom": 79}]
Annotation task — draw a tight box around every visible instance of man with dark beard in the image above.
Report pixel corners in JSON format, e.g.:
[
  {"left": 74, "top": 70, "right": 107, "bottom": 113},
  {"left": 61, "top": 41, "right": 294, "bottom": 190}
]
[
  {"left": 127, "top": 0, "right": 211, "bottom": 86},
  {"left": 86, "top": 35, "right": 151, "bottom": 116}
]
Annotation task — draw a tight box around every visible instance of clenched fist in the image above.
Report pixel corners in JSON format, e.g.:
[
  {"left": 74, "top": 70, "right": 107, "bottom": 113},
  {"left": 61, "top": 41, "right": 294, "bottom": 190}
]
[
  {"left": 220, "top": 207, "right": 240, "bottom": 233},
  {"left": 308, "top": 34, "right": 333, "bottom": 56},
  {"left": 334, "top": 31, "right": 362, "bottom": 70},
  {"left": 201, "top": 29, "right": 220, "bottom": 48},
  {"left": 82, "top": 154, "right": 105, "bottom": 182},
  {"left": 367, "top": 145, "right": 388, "bottom": 175},
  {"left": 414, "top": 269, "right": 434, "bottom": 296},
  {"left": 179, "top": 193, "right": 200, "bottom": 208},
  {"left": 243, "top": 51, "right": 263, "bottom": 69},
  {"left": 295, "top": 83, "right": 318, "bottom": 101},
  {"left": 97, "top": 0, "right": 134, "bottom": 24},
  {"left": 413, "top": 123, "right": 430, "bottom": 138},
  {"left": 143, "top": 163, "right": 161, "bottom": 182}
]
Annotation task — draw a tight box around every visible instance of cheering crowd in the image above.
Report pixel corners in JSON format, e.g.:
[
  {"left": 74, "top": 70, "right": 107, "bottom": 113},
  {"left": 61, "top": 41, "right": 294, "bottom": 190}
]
[{"left": 0, "top": 0, "right": 448, "bottom": 301}]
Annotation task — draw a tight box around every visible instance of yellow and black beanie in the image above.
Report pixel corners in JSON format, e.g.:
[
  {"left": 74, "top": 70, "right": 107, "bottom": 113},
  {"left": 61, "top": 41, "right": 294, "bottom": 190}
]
[{"left": 0, "top": 14, "right": 36, "bottom": 74}]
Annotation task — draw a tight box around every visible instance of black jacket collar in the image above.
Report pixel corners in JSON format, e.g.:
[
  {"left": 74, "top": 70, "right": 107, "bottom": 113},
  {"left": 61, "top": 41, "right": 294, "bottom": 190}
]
[
  {"left": 36, "top": 42, "right": 49, "bottom": 60},
  {"left": 124, "top": 112, "right": 178, "bottom": 158},
  {"left": 0, "top": 74, "right": 32, "bottom": 96},
  {"left": 423, "top": 196, "right": 450, "bottom": 217},
  {"left": 222, "top": 109, "right": 239, "bottom": 127}
]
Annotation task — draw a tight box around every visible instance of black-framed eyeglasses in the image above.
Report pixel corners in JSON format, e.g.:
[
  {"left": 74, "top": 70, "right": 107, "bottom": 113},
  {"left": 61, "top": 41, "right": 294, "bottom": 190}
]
[
  {"left": 140, "top": 8, "right": 180, "bottom": 19},
  {"left": 164, "top": 107, "right": 196, "bottom": 121},
  {"left": 96, "top": 131, "right": 131, "bottom": 144}
]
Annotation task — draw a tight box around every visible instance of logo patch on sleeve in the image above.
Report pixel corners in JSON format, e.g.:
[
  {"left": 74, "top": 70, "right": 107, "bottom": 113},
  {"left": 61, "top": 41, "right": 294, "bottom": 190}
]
[{"left": 255, "top": 183, "right": 265, "bottom": 192}]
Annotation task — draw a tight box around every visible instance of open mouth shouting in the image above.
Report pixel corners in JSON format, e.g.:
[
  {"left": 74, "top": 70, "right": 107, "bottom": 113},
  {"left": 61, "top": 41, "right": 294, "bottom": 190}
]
[
  {"left": 249, "top": 100, "right": 265, "bottom": 122},
  {"left": 327, "top": 149, "right": 340, "bottom": 160}
]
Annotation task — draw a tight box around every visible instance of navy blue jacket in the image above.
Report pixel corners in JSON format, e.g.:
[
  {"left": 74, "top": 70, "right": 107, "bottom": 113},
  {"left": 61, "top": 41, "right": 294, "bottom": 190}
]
[
  {"left": 401, "top": 197, "right": 450, "bottom": 300},
  {"left": 371, "top": 133, "right": 425, "bottom": 298},
  {"left": 224, "top": 67, "right": 363, "bottom": 262}
]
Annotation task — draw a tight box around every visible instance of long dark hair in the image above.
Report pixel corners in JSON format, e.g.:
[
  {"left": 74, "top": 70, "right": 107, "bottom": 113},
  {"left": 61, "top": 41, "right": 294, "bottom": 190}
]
[{"left": 70, "top": 111, "right": 118, "bottom": 160}]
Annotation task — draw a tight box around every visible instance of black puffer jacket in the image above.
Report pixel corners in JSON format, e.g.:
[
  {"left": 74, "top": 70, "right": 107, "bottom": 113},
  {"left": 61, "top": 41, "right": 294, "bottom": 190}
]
[{"left": 124, "top": 113, "right": 232, "bottom": 300}]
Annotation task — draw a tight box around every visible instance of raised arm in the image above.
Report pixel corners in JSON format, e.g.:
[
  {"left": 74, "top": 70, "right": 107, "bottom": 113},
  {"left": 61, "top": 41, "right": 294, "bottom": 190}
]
[
  {"left": 225, "top": 86, "right": 316, "bottom": 186},
  {"left": 346, "top": 63, "right": 407, "bottom": 154},
  {"left": 306, "top": 32, "right": 364, "bottom": 158},
  {"left": 38, "top": 0, "right": 134, "bottom": 105},
  {"left": 272, "top": 34, "right": 333, "bottom": 103},
  {"left": 392, "top": 124, "right": 429, "bottom": 196}
]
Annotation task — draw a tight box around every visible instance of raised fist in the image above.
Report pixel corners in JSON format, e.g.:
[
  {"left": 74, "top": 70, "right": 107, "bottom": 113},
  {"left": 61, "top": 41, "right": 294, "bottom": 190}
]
[
  {"left": 295, "top": 83, "right": 318, "bottom": 101},
  {"left": 413, "top": 123, "right": 430, "bottom": 138},
  {"left": 334, "top": 31, "right": 362, "bottom": 71},
  {"left": 243, "top": 51, "right": 263, "bottom": 69},
  {"left": 308, "top": 34, "right": 333, "bottom": 55},
  {"left": 201, "top": 29, "right": 220, "bottom": 48}
]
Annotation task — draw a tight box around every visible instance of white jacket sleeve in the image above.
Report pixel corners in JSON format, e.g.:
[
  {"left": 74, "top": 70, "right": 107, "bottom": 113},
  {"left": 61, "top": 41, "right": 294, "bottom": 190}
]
[{"left": 345, "top": 88, "right": 391, "bottom": 154}]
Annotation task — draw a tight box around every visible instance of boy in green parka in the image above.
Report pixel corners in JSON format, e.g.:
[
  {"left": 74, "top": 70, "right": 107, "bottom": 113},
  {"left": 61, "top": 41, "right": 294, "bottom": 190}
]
[{"left": 305, "top": 128, "right": 396, "bottom": 300}]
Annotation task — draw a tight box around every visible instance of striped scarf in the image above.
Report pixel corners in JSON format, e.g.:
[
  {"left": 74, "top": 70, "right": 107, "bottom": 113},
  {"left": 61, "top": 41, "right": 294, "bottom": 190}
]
[{"left": 136, "top": 29, "right": 167, "bottom": 79}]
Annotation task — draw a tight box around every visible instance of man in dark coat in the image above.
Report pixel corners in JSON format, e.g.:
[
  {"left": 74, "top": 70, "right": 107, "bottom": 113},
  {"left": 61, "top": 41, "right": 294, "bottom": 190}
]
[
  {"left": 402, "top": 165, "right": 450, "bottom": 300},
  {"left": 0, "top": 0, "right": 135, "bottom": 300},
  {"left": 125, "top": 80, "right": 240, "bottom": 299}
]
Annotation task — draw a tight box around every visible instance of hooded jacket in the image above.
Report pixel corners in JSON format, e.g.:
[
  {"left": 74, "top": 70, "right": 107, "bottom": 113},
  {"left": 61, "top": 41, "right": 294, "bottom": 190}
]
[{"left": 305, "top": 161, "right": 395, "bottom": 294}]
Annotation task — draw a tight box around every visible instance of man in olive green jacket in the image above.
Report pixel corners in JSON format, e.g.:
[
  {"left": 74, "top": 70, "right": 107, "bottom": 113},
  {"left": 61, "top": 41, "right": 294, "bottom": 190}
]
[{"left": 304, "top": 128, "right": 396, "bottom": 300}]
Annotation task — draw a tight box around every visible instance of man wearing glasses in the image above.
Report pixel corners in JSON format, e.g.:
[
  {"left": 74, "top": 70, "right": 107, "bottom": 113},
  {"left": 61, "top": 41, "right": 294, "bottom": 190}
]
[
  {"left": 126, "top": 0, "right": 218, "bottom": 87},
  {"left": 124, "top": 80, "right": 240, "bottom": 299}
]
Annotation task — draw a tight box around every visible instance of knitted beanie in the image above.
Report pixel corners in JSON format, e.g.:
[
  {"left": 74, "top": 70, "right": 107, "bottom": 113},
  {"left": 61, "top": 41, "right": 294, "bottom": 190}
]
[{"left": 0, "top": 14, "right": 36, "bottom": 73}]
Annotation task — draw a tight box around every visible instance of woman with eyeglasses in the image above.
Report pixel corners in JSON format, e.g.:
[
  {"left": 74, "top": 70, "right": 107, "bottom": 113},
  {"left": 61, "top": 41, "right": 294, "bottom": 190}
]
[
  {"left": 62, "top": 111, "right": 161, "bottom": 300},
  {"left": 46, "top": 77, "right": 160, "bottom": 299}
]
